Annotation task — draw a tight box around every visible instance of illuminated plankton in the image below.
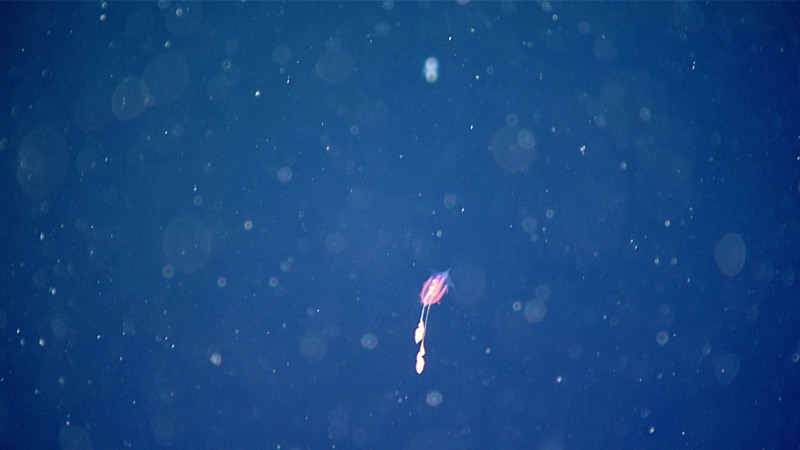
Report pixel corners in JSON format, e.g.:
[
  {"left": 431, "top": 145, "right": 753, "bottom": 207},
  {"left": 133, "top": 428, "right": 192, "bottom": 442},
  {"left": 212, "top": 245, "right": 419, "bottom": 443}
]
[{"left": 414, "top": 270, "right": 452, "bottom": 374}]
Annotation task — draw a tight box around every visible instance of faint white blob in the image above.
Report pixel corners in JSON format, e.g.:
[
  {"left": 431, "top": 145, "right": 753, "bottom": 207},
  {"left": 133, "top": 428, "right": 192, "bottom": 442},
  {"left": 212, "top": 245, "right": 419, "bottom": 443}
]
[
  {"left": 425, "top": 390, "right": 443, "bottom": 407},
  {"left": 489, "top": 125, "right": 536, "bottom": 173},
  {"left": 781, "top": 268, "right": 795, "bottom": 287},
  {"left": 672, "top": 1, "right": 705, "bottom": 31},
  {"left": 714, "top": 233, "right": 746, "bottom": 277},
  {"left": 112, "top": 76, "right": 149, "bottom": 121},
  {"left": 639, "top": 107, "right": 652, "bottom": 122},
  {"left": 324, "top": 232, "right": 346, "bottom": 254},
  {"left": 348, "top": 185, "right": 373, "bottom": 210},
  {"left": 594, "top": 36, "right": 616, "bottom": 62},
  {"left": 423, "top": 56, "right": 439, "bottom": 83},
  {"left": 713, "top": 353, "right": 741, "bottom": 386},
  {"left": 443, "top": 194, "right": 458, "bottom": 209},
  {"left": 352, "top": 426, "right": 369, "bottom": 444},
  {"left": 327, "top": 407, "right": 349, "bottom": 441},
  {"left": 50, "top": 314, "right": 69, "bottom": 339},
  {"left": 58, "top": 424, "right": 92, "bottom": 450},
  {"left": 517, "top": 128, "right": 536, "bottom": 150},
  {"left": 755, "top": 260, "right": 774, "bottom": 283},
  {"left": 360, "top": 333, "right": 378, "bottom": 350},
  {"left": 122, "top": 320, "right": 136, "bottom": 337},
  {"left": 273, "top": 45, "right": 292, "bottom": 66},
  {"left": 299, "top": 334, "right": 327, "bottom": 364},
  {"left": 568, "top": 343, "right": 582, "bottom": 359},
  {"left": 315, "top": 46, "right": 354, "bottom": 85},
  {"left": 524, "top": 299, "right": 546, "bottom": 324},
  {"left": 296, "top": 237, "right": 312, "bottom": 253},
  {"left": 522, "top": 216, "right": 538, "bottom": 234},
  {"left": 277, "top": 166, "right": 293, "bottom": 183},
  {"left": 150, "top": 414, "right": 175, "bottom": 445},
  {"left": 76, "top": 147, "right": 97, "bottom": 174},
  {"left": 209, "top": 352, "right": 222, "bottom": 366},
  {"left": 374, "top": 22, "right": 391, "bottom": 36},
  {"left": 535, "top": 283, "right": 551, "bottom": 301},
  {"left": 162, "top": 264, "right": 175, "bottom": 279},
  {"left": 16, "top": 126, "right": 69, "bottom": 199},
  {"left": 324, "top": 324, "right": 341, "bottom": 339}
]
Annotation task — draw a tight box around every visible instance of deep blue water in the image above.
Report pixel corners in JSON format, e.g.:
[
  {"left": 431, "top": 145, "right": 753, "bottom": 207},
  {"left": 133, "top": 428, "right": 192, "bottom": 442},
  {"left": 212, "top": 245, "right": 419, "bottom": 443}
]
[{"left": 2, "top": 2, "right": 799, "bottom": 449}]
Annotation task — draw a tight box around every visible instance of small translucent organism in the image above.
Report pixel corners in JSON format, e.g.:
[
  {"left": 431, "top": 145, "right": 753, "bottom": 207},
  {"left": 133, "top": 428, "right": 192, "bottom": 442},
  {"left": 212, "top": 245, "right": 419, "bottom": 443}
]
[{"left": 414, "top": 270, "right": 452, "bottom": 374}]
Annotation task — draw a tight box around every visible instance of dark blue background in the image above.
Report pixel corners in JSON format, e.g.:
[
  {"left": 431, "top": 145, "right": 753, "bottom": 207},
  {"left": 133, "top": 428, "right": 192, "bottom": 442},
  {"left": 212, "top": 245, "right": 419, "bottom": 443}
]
[{"left": 2, "top": 2, "right": 799, "bottom": 449}]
